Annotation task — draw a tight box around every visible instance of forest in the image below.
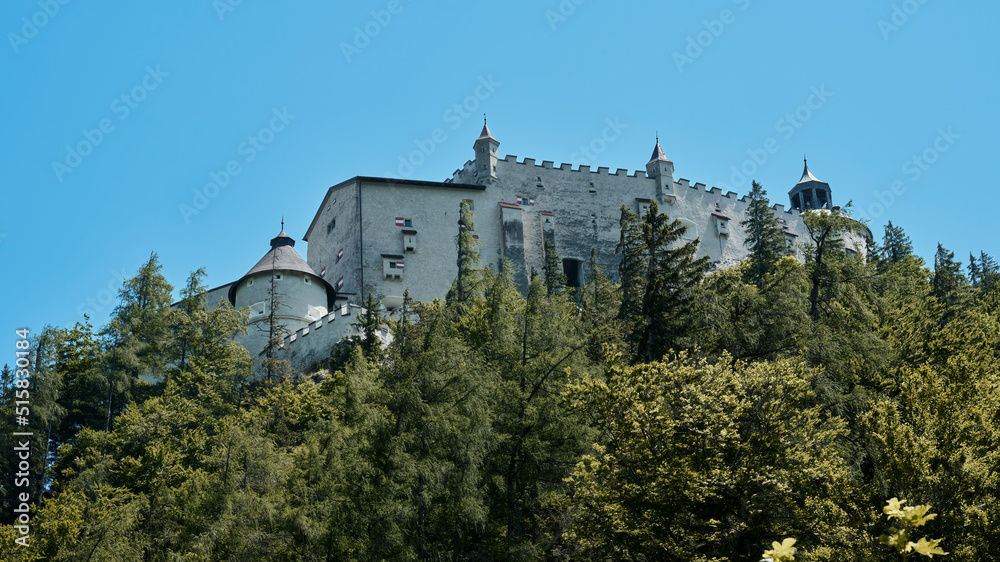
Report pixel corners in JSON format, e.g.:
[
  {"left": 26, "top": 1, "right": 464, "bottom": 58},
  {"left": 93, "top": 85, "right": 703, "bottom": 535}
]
[{"left": 2, "top": 184, "right": 998, "bottom": 561}]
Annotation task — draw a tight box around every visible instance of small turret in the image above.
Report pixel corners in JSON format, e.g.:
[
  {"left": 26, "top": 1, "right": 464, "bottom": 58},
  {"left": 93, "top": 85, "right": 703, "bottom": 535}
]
[
  {"left": 646, "top": 135, "right": 674, "bottom": 199},
  {"left": 788, "top": 157, "right": 832, "bottom": 211},
  {"left": 473, "top": 117, "right": 499, "bottom": 184}
]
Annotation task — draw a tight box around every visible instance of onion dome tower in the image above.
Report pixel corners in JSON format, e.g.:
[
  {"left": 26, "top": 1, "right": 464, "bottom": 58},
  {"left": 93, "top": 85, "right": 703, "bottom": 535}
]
[{"left": 788, "top": 157, "right": 832, "bottom": 211}]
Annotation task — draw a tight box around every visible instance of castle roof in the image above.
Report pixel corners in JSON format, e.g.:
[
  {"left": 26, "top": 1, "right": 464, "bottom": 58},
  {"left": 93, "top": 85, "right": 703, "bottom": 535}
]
[
  {"left": 796, "top": 159, "right": 826, "bottom": 185},
  {"left": 476, "top": 122, "right": 497, "bottom": 143},
  {"left": 228, "top": 227, "right": 336, "bottom": 308},
  {"left": 647, "top": 139, "right": 672, "bottom": 164}
]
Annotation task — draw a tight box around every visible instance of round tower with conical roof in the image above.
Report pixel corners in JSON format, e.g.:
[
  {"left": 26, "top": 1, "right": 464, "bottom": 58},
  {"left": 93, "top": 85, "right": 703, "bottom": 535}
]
[
  {"left": 788, "top": 157, "right": 832, "bottom": 211},
  {"left": 228, "top": 226, "right": 336, "bottom": 365}
]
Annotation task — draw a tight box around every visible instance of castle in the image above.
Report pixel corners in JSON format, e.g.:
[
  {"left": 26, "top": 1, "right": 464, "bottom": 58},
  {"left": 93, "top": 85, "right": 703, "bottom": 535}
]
[{"left": 200, "top": 122, "right": 866, "bottom": 371}]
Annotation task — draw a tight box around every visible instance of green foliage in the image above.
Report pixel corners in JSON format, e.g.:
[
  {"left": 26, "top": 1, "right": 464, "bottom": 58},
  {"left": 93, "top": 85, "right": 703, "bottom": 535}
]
[
  {"left": 880, "top": 221, "right": 914, "bottom": 267},
  {"left": 880, "top": 498, "right": 948, "bottom": 558},
  {"left": 562, "top": 353, "right": 859, "bottom": 561},
  {"left": 7, "top": 216, "right": 1000, "bottom": 560},
  {"left": 741, "top": 180, "right": 788, "bottom": 287},
  {"left": 447, "top": 199, "right": 482, "bottom": 305},
  {"left": 617, "top": 200, "right": 710, "bottom": 362},
  {"left": 543, "top": 238, "right": 567, "bottom": 295}
]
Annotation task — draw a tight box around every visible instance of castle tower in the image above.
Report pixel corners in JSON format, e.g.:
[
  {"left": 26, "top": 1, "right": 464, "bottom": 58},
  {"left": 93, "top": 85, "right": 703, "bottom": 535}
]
[
  {"left": 788, "top": 157, "right": 832, "bottom": 211},
  {"left": 228, "top": 225, "right": 336, "bottom": 365},
  {"left": 646, "top": 136, "right": 674, "bottom": 200},
  {"left": 473, "top": 118, "right": 499, "bottom": 184}
]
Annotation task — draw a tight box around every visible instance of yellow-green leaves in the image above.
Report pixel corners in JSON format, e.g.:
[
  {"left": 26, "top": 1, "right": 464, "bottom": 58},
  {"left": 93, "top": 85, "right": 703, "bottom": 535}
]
[
  {"left": 763, "top": 537, "right": 797, "bottom": 561},
  {"left": 879, "top": 498, "right": 948, "bottom": 558}
]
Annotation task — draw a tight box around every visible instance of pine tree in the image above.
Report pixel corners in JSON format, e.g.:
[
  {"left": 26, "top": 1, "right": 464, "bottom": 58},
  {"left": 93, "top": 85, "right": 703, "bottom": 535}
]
[
  {"left": 637, "top": 199, "right": 711, "bottom": 362},
  {"left": 543, "top": 239, "right": 566, "bottom": 295},
  {"left": 616, "top": 205, "right": 646, "bottom": 352},
  {"left": 174, "top": 267, "right": 208, "bottom": 372},
  {"left": 355, "top": 293, "right": 386, "bottom": 363},
  {"left": 880, "top": 221, "right": 913, "bottom": 266},
  {"left": 968, "top": 250, "right": 999, "bottom": 291},
  {"left": 741, "top": 180, "right": 787, "bottom": 287},
  {"left": 258, "top": 257, "right": 294, "bottom": 383},
  {"left": 447, "top": 199, "right": 482, "bottom": 304},
  {"left": 932, "top": 243, "right": 966, "bottom": 314}
]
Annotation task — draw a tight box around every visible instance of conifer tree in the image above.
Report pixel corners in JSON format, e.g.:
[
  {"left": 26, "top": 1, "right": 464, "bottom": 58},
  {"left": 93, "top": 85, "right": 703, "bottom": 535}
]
[
  {"left": 581, "top": 247, "right": 624, "bottom": 361},
  {"left": 543, "top": 238, "right": 566, "bottom": 295},
  {"left": 932, "top": 243, "right": 966, "bottom": 315},
  {"left": 741, "top": 180, "right": 787, "bottom": 287},
  {"left": 637, "top": 199, "right": 711, "bottom": 362},
  {"left": 355, "top": 293, "right": 386, "bottom": 363},
  {"left": 880, "top": 221, "right": 913, "bottom": 266},
  {"left": 258, "top": 254, "right": 295, "bottom": 382},
  {"left": 968, "top": 250, "right": 998, "bottom": 291},
  {"left": 447, "top": 199, "right": 482, "bottom": 304},
  {"left": 616, "top": 205, "right": 646, "bottom": 351}
]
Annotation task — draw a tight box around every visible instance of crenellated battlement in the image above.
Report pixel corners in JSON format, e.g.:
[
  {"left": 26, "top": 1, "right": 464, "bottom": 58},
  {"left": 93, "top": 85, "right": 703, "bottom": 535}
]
[{"left": 281, "top": 304, "right": 366, "bottom": 347}]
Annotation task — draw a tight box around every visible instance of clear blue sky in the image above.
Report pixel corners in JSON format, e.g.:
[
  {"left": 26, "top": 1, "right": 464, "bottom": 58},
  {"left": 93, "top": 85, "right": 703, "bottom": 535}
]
[{"left": 3, "top": 1, "right": 998, "bottom": 350}]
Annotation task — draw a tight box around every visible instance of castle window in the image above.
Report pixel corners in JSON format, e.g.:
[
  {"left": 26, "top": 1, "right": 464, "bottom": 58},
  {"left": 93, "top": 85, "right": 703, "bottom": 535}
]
[
  {"left": 327, "top": 218, "right": 336, "bottom": 233},
  {"left": 382, "top": 254, "right": 404, "bottom": 279},
  {"left": 304, "top": 277, "right": 311, "bottom": 285},
  {"left": 402, "top": 229, "right": 417, "bottom": 252},
  {"left": 248, "top": 278, "right": 254, "bottom": 286},
  {"left": 250, "top": 301, "right": 266, "bottom": 317}
]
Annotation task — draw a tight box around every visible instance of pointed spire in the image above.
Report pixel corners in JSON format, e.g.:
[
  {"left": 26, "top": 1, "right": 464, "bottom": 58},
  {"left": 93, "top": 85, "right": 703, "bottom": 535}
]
[
  {"left": 648, "top": 136, "right": 671, "bottom": 164},
  {"left": 477, "top": 116, "right": 497, "bottom": 142},
  {"left": 797, "top": 156, "right": 822, "bottom": 184}
]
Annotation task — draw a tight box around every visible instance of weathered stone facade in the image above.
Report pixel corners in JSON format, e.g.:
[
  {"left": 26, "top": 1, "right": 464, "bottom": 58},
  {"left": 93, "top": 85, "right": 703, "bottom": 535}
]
[
  {"left": 302, "top": 123, "right": 867, "bottom": 310},
  {"left": 205, "top": 123, "right": 867, "bottom": 372}
]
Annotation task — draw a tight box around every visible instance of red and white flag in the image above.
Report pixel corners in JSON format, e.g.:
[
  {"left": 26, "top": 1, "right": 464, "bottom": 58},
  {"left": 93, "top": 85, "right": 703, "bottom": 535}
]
[
  {"left": 516, "top": 196, "right": 523, "bottom": 204},
  {"left": 320, "top": 267, "right": 327, "bottom": 278},
  {"left": 337, "top": 248, "right": 344, "bottom": 260},
  {"left": 529, "top": 197, "right": 535, "bottom": 205},
  {"left": 336, "top": 276, "right": 344, "bottom": 290},
  {"left": 395, "top": 217, "right": 405, "bottom": 226},
  {"left": 396, "top": 261, "right": 405, "bottom": 269}
]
